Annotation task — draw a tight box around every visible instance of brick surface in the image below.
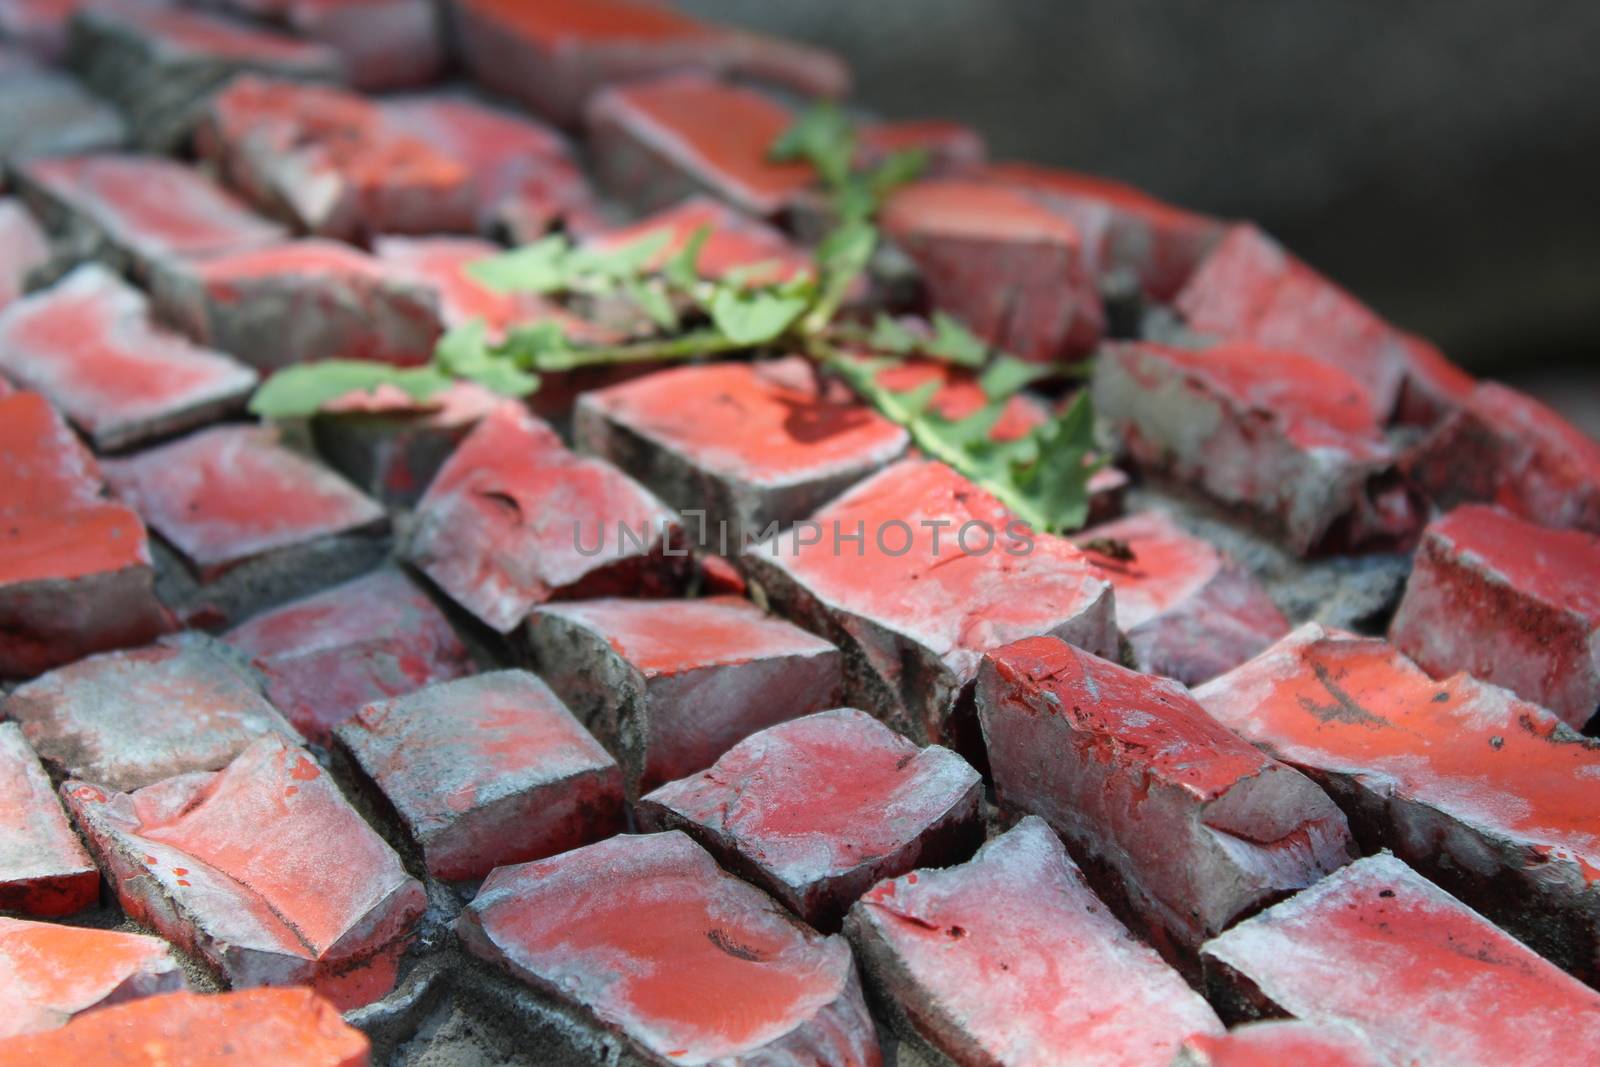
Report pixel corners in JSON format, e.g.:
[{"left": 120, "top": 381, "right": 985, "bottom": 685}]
[
  {"left": 743, "top": 457, "right": 1118, "bottom": 742},
  {"left": 576, "top": 357, "right": 909, "bottom": 538},
  {"left": 279, "top": 0, "right": 444, "bottom": 91},
  {"left": 845, "top": 816, "right": 1223, "bottom": 1067},
  {"left": 1195, "top": 622, "right": 1600, "bottom": 983},
  {"left": 0, "top": 264, "right": 257, "bottom": 451},
  {"left": 0, "top": 60, "right": 125, "bottom": 160},
  {"left": 336, "top": 670, "right": 623, "bottom": 882},
  {"left": 579, "top": 195, "right": 814, "bottom": 286},
  {"left": 0, "top": 199, "right": 50, "bottom": 310},
  {"left": 1173, "top": 1021, "right": 1391, "bottom": 1067},
  {"left": 1199, "top": 853, "right": 1600, "bottom": 1066},
  {"left": 1093, "top": 340, "right": 1412, "bottom": 554},
  {"left": 0, "top": 987, "right": 370, "bottom": 1065},
  {"left": 0, "top": 1, "right": 81, "bottom": 63},
  {"left": 978, "top": 637, "right": 1353, "bottom": 963},
  {"left": 0, "top": 722, "right": 99, "bottom": 916},
  {"left": 1077, "top": 510, "right": 1289, "bottom": 684},
  {"left": 223, "top": 566, "right": 471, "bottom": 744},
  {"left": 63, "top": 734, "right": 426, "bottom": 1008},
  {"left": 882, "top": 177, "right": 1105, "bottom": 361},
  {"left": 0, "top": 918, "right": 186, "bottom": 1039},
  {"left": 1394, "top": 331, "right": 1475, "bottom": 427},
  {"left": 456, "top": 830, "right": 880, "bottom": 1065},
  {"left": 406, "top": 404, "right": 687, "bottom": 634},
  {"left": 859, "top": 119, "right": 987, "bottom": 176},
  {"left": 446, "top": 0, "right": 849, "bottom": 127},
  {"left": 527, "top": 596, "right": 842, "bottom": 795}
]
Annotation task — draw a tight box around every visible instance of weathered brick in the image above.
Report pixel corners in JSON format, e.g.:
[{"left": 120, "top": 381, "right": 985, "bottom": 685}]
[
  {"left": 0, "top": 987, "right": 370, "bottom": 1065},
  {"left": 63, "top": 734, "right": 426, "bottom": 1008},
  {"left": 1077, "top": 510, "right": 1289, "bottom": 685},
  {"left": 0, "top": 199, "right": 49, "bottom": 310},
  {"left": 147, "top": 239, "right": 443, "bottom": 372},
  {"left": 1174, "top": 1021, "right": 1390, "bottom": 1067},
  {"left": 882, "top": 177, "right": 1104, "bottom": 361},
  {"left": 1194, "top": 622, "right": 1600, "bottom": 983},
  {"left": 0, "top": 722, "right": 98, "bottom": 916},
  {"left": 576, "top": 357, "right": 909, "bottom": 539},
  {"left": 1394, "top": 331, "right": 1475, "bottom": 428},
  {"left": 279, "top": 0, "right": 444, "bottom": 91},
  {"left": 406, "top": 404, "right": 687, "bottom": 634},
  {"left": 0, "top": 918, "right": 186, "bottom": 1038},
  {"left": 1093, "top": 340, "right": 1412, "bottom": 555},
  {"left": 0, "top": 264, "right": 256, "bottom": 451},
  {"left": 743, "top": 457, "right": 1117, "bottom": 742},
  {"left": 336, "top": 670, "right": 623, "bottom": 882},
  {"left": 0, "top": 1, "right": 80, "bottom": 62},
  {"left": 979, "top": 637, "right": 1353, "bottom": 964},
  {"left": 1404, "top": 380, "right": 1600, "bottom": 534},
  {"left": 446, "top": 0, "right": 848, "bottom": 127},
  {"left": 845, "top": 816, "right": 1223, "bottom": 1067},
  {"left": 579, "top": 195, "right": 813, "bottom": 286},
  {"left": 456, "top": 830, "right": 879, "bottom": 1065},
  {"left": 1199, "top": 853, "right": 1600, "bottom": 1066},
  {"left": 0, "top": 58, "right": 125, "bottom": 160},
  {"left": 527, "top": 596, "right": 842, "bottom": 796},
  {"left": 223, "top": 566, "right": 471, "bottom": 744}
]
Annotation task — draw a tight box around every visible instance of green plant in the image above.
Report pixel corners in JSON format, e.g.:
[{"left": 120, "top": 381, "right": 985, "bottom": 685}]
[{"left": 251, "top": 103, "right": 1105, "bottom": 532}]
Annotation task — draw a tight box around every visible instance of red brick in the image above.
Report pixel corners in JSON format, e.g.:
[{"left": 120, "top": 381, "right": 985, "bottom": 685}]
[
  {"left": 280, "top": 0, "right": 443, "bottom": 91},
  {"left": 743, "top": 457, "right": 1117, "bottom": 742},
  {"left": 638, "top": 708, "right": 981, "bottom": 929},
  {"left": 148, "top": 238, "right": 443, "bottom": 372},
  {"left": 1404, "top": 380, "right": 1600, "bottom": 534},
  {"left": 0, "top": 199, "right": 50, "bottom": 311},
  {"left": 0, "top": 0, "right": 82, "bottom": 62},
  {"left": 455, "top": 830, "right": 879, "bottom": 1065},
  {"left": 1194, "top": 622, "right": 1600, "bottom": 982},
  {"left": 859, "top": 119, "right": 986, "bottom": 176},
  {"left": 1077, "top": 510, "right": 1289, "bottom": 684},
  {"left": 1174, "top": 1022, "right": 1391, "bottom": 1067},
  {"left": 1199, "top": 853, "right": 1600, "bottom": 1066},
  {"left": 1394, "top": 331, "right": 1474, "bottom": 427},
  {"left": 1093, "top": 340, "right": 1412, "bottom": 554},
  {"left": 0, "top": 723, "right": 98, "bottom": 916},
  {"left": 0, "top": 986, "right": 370, "bottom": 1065},
  {"left": 527, "top": 596, "right": 842, "bottom": 795},
  {"left": 576, "top": 357, "right": 909, "bottom": 538},
  {"left": 846, "top": 816, "right": 1223, "bottom": 1067},
  {"left": 406, "top": 404, "right": 687, "bottom": 634},
  {"left": 882, "top": 177, "right": 1104, "bottom": 361},
  {"left": 222, "top": 566, "right": 472, "bottom": 745},
  {"left": 0, "top": 918, "right": 186, "bottom": 1038},
  {"left": 446, "top": 0, "right": 848, "bottom": 127},
  {"left": 336, "top": 670, "right": 622, "bottom": 882},
  {"left": 979, "top": 637, "right": 1353, "bottom": 963},
  {"left": 0, "top": 58, "right": 126, "bottom": 159},
  {"left": 62, "top": 734, "right": 425, "bottom": 1008},
  {"left": 580, "top": 195, "right": 813, "bottom": 286},
  {"left": 0, "top": 264, "right": 256, "bottom": 451}
]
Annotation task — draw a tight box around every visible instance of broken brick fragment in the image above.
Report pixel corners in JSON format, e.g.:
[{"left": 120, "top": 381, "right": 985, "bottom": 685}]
[
  {"left": 1076, "top": 510, "right": 1289, "bottom": 685},
  {"left": 455, "top": 830, "right": 880, "bottom": 1065},
  {"left": 62, "top": 734, "right": 426, "bottom": 1009},
  {"left": 0, "top": 264, "right": 257, "bottom": 451},
  {"left": 1199, "top": 853, "right": 1600, "bottom": 1066},
  {"left": 978, "top": 637, "right": 1353, "bottom": 964},
  {"left": 0, "top": 59, "right": 126, "bottom": 161},
  {"left": 1174, "top": 1021, "right": 1391, "bottom": 1067},
  {"left": 579, "top": 196, "right": 813, "bottom": 286},
  {"left": 1393, "top": 332, "right": 1475, "bottom": 427},
  {"left": 336, "top": 670, "right": 623, "bottom": 882},
  {"left": 0, "top": 918, "right": 186, "bottom": 1039},
  {"left": 0, "top": 722, "right": 99, "bottom": 916},
  {"left": 526, "top": 596, "right": 842, "bottom": 796},
  {"left": 0, "top": 198, "right": 50, "bottom": 310},
  {"left": 845, "top": 816, "right": 1223, "bottom": 1067}
]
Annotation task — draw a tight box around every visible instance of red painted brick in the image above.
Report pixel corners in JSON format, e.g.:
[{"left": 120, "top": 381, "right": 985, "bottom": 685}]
[
  {"left": 581, "top": 195, "right": 813, "bottom": 286},
  {"left": 1199, "top": 853, "right": 1600, "bottom": 1066},
  {"left": 1404, "top": 380, "right": 1600, "bottom": 534},
  {"left": 743, "top": 457, "right": 1118, "bottom": 742},
  {"left": 336, "top": 670, "right": 622, "bottom": 882},
  {"left": 406, "top": 405, "right": 687, "bottom": 634},
  {"left": 0, "top": 199, "right": 49, "bottom": 311},
  {"left": 979, "top": 637, "right": 1353, "bottom": 963},
  {"left": 1194, "top": 622, "right": 1600, "bottom": 982},
  {"left": 0, "top": 723, "right": 98, "bottom": 916},
  {"left": 1174, "top": 1021, "right": 1390, "bottom": 1067},
  {"left": 1093, "top": 340, "right": 1412, "bottom": 554},
  {"left": 859, "top": 119, "right": 986, "bottom": 176},
  {"left": 0, "top": 58, "right": 126, "bottom": 159},
  {"left": 882, "top": 177, "right": 1104, "bottom": 361},
  {"left": 103, "top": 424, "right": 386, "bottom": 581},
  {"left": 280, "top": 0, "right": 444, "bottom": 91},
  {"left": 527, "top": 596, "right": 842, "bottom": 795},
  {"left": 846, "top": 816, "right": 1223, "bottom": 1067},
  {"left": 0, "top": 918, "right": 186, "bottom": 1038},
  {"left": 0, "top": 986, "right": 370, "bottom": 1065},
  {"left": 446, "top": 0, "right": 848, "bottom": 127},
  {"left": 1077, "top": 510, "right": 1289, "bottom": 684},
  {"left": 223, "top": 566, "right": 471, "bottom": 745},
  {"left": 147, "top": 238, "right": 443, "bottom": 372},
  {"left": 576, "top": 357, "right": 909, "bottom": 537},
  {"left": 456, "top": 830, "right": 880, "bottom": 1065},
  {"left": 638, "top": 708, "right": 981, "bottom": 929},
  {"left": 0, "top": 264, "right": 256, "bottom": 451},
  {"left": 1394, "top": 331, "right": 1474, "bottom": 427},
  {"left": 62, "top": 734, "right": 425, "bottom": 1008}
]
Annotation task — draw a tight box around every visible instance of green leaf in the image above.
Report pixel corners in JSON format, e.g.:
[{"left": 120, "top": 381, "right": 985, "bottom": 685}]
[
  {"left": 922, "top": 399, "right": 1010, "bottom": 450},
  {"left": 624, "top": 277, "right": 679, "bottom": 332},
  {"left": 881, "top": 378, "right": 943, "bottom": 422},
  {"left": 567, "top": 230, "right": 673, "bottom": 283},
  {"left": 708, "top": 286, "right": 807, "bottom": 346},
  {"left": 248, "top": 361, "right": 452, "bottom": 419},
  {"left": 502, "top": 321, "right": 579, "bottom": 372},
  {"left": 805, "top": 220, "right": 876, "bottom": 331},
  {"left": 467, "top": 236, "right": 572, "bottom": 294},
  {"left": 869, "top": 148, "right": 929, "bottom": 198},
  {"left": 769, "top": 101, "right": 855, "bottom": 188},
  {"left": 869, "top": 313, "right": 918, "bottom": 354},
  {"left": 927, "top": 312, "right": 988, "bottom": 368},
  {"left": 663, "top": 225, "right": 711, "bottom": 291},
  {"left": 1008, "top": 390, "right": 1103, "bottom": 532},
  {"left": 979, "top": 355, "right": 1054, "bottom": 399},
  {"left": 434, "top": 318, "right": 493, "bottom": 375}
]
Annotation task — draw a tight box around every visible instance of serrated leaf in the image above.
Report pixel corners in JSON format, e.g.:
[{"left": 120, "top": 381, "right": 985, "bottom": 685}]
[
  {"left": 502, "top": 320, "right": 578, "bottom": 372},
  {"left": 708, "top": 286, "right": 807, "bottom": 346},
  {"left": 248, "top": 361, "right": 452, "bottom": 419},
  {"left": 927, "top": 312, "right": 988, "bottom": 368},
  {"left": 467, "top": 236, "right": 572, "bottom": 294},
  {"left": 434, "top": 318, "right": 493, "bottom": 374},
  {"left": 663, "top": 225, "right": 711, "bottom": 291},
  {"left": 979, "top": 355, "right": 1054, "bottom": 400},
  {"left": 869, "top": 314, "right": 918, "bottom": 354},
  {"left": 1008, "top": 390, "right": 1102, "bottom": 532},
  {"left": 921, "top": 399, "right": 1010, "bottom": 450},
  {"left": 882, "top": 378, "right": 943, "bottom": 421}
]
